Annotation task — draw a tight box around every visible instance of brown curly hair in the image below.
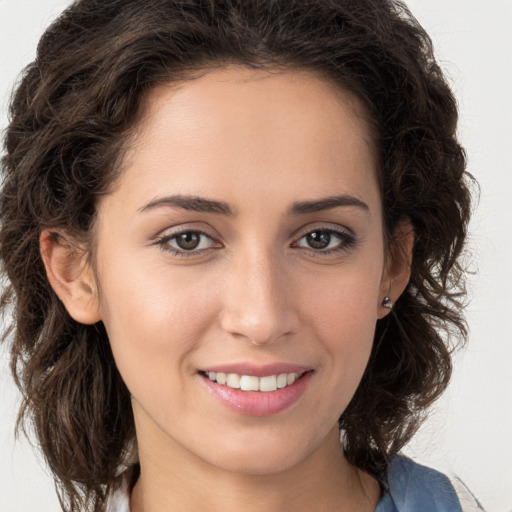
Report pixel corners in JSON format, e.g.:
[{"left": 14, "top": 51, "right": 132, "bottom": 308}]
[{"left": 0, "top": 0, "right": 472, "bottom": 510}]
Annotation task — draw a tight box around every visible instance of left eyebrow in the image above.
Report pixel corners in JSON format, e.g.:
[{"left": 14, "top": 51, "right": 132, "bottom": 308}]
[
  {"left": 288, "top": 195, "right": 370, "bottom": 215},
  {"left": 139, "top": 194, "right": 234, "bottom": 216}
]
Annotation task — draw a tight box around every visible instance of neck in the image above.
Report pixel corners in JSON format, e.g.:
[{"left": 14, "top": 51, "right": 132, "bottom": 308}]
[{"left": 129, "top": 421, "right": 380, "bottom": 512}]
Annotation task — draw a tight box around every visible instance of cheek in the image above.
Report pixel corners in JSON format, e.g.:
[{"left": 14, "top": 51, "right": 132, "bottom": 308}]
[
  {"left": 303, "top": 255, "right": 382, "bottom": 328},
  {"left": 314, "top": 295, "right": 377, "bottom": 374},
  {"left": 96, "top": 255, "right": 219, "bottom": 399},
  {"left": 299, "top": 260, "right": 382, "bottom": 382},
  {"left": 100, "top": 248, "right": 216, "bottom": 330}
]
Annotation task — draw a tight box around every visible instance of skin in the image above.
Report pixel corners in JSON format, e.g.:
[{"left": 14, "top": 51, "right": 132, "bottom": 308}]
[{"left": 41, "top": 66, "right": 412, "bottom": 512}]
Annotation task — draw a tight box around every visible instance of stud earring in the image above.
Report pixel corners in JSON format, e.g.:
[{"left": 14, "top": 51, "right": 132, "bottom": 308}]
[{"left": 381, "top": 296, "right": 394, "bottom": 309}]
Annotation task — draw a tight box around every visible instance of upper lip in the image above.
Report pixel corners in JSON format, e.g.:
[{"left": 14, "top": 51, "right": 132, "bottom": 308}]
[{"left": 200, "top": 363, "right": 312, "bottom": 377}]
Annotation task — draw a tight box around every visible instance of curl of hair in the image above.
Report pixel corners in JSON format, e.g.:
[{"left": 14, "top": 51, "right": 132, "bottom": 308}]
[{"left": 0, "top": 0, "right": 472, "bottom": 510}]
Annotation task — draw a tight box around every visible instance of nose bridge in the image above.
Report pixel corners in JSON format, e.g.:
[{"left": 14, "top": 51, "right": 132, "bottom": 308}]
[{"left": 220, "top": 242, "right": 297, "bottom": 345}]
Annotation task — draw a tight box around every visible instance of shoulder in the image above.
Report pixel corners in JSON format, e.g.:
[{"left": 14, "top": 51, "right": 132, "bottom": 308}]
[{"left": 379, "top": 455, "right": 485, "bottom": 512}]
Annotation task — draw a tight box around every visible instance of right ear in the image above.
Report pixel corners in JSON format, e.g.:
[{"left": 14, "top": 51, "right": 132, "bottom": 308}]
[{"left": 40, "top": 229, "right": 101, "bottom": 325}]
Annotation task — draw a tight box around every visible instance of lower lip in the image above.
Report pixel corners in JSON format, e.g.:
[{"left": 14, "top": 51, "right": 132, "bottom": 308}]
[{"left": 201, "top": 372, "right": 313, "bottom": 417}]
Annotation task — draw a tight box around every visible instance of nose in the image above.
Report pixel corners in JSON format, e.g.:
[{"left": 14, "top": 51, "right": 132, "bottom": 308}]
[{"left": 219, "top": 248, "right": 299, "bottom": 346}]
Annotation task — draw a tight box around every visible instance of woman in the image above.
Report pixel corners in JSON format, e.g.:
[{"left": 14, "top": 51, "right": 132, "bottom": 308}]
[{"left": 0, "top": 0, "right": 480, "bottom": 510}]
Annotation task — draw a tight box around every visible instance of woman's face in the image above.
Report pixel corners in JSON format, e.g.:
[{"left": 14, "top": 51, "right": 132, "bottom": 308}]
[{"left": 92, "top": 66, "right": 391, "bottom": 474}]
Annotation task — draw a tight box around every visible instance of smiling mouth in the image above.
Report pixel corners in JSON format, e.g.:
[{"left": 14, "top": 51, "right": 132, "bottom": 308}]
[
  {"left": 199, "top": 368, "right": 313, "bottom": 416},
  {"left": 200, "top": 370, "right": 309, "bottom": 392}
]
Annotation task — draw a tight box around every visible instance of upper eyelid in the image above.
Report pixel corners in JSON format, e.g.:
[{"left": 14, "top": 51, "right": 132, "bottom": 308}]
[
  {"left": 154, "top": 230, "right": 220, "bottom": 258},
  {"left": 293, "top": 228, "right": 355, "bottom": 246},
  {"left": 155, "top": 222, "right": 218, "bottom": 239},
  {"left": 157, "top": 229, "right": 218, "bottom": 246},
  {"left": 290, "top": 223, "right": 355, "bottom": 240},
  {"left": 152, "top": 226, "right": 220, "bottom": 252}
]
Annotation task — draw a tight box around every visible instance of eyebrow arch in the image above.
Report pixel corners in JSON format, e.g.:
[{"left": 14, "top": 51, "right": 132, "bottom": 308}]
[
  {"left": 139, "top": 195, "right": 234, "bottom": 216},
  {"left": 289, "top": 195, "right": 369, "bottom": 215}
]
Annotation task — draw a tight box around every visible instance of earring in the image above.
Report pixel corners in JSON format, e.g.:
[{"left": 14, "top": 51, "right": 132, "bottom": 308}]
[{"left": 381, "top": 296, "right": 394, "bottom": 309}]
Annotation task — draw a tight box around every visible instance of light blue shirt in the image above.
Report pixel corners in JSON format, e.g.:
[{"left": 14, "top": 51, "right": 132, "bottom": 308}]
[{"left": 376, "top": 456, "right": 484, "bottom": 511}]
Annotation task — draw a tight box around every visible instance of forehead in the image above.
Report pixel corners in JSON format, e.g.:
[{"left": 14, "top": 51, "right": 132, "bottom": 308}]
[
  {"left": 111, "top": 66, "right": 379, "bottom": 213},
  {"left": 136, "top": 66, "right": 375, "bottom": 156}
]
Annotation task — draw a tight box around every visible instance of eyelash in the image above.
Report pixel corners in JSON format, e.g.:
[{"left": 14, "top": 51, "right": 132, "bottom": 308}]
[
  {"left": 292, "top": 227, "right": 357, "bottom": 257},
  {"left": 154, "top": 226, "right": 357, "bottom": 258},
  {"left": 154, "top": 228, "right": 218, "bottom": 258}
]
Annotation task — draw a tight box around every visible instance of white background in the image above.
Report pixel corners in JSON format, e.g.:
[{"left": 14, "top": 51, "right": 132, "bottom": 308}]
[{"left": 1, "top": 0, "right": 511, "bottom": 510}]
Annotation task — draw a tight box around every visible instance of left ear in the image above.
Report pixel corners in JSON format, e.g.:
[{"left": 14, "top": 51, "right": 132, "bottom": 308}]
[{"left": 378, "top": 220, "right": 414, "bottom": 319}]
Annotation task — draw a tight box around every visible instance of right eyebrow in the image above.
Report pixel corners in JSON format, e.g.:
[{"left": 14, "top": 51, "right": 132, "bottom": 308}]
[
  {"left": 138, "top": 195, "right": 235, "bottom": 216},
  {"left": 288, "top": 194, "right": 370, "bottom": 215}
]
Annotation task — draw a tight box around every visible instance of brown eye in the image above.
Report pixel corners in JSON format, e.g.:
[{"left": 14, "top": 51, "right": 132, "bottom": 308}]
[
  {"left": 175, "top": 231, "right": 202, "bottom": 250},
  {"left": 157, "top": 230, "right": 216, "bottom": 255},
  {"left": 305, "top": 231, "right": 332, "bottom": 249},
  {"left": 295, "top": 228, "right": 356, "bottom": 254}
]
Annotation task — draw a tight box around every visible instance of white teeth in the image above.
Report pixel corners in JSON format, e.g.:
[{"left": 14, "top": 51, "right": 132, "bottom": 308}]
[
  {"left": 226, "top": 373, "right": 241, "bottom": 389},
  {"left": 205, "top": 371, "right": 302, "bottom": 391},
  {"left": 276, "top": 373, "right": 288, "bottom": 389},
  {"left": 287, "top": 373, "right": 297, "bottom": 385},
  {"left": 259, "top": 375, "right": 277, "bottom": 392},
  {"left": 240, "top": 375, "right": 259, "bottom": 391}
]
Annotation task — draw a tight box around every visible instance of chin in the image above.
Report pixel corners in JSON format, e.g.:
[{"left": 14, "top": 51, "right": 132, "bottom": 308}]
[
  {"left": 200, "top": 431, "right": 321, "bottom": 476},
  {"left": 212, "top": 448, "right": 306, "bottom": 476}
]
